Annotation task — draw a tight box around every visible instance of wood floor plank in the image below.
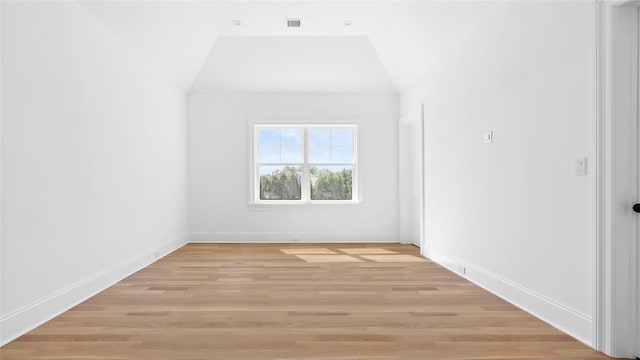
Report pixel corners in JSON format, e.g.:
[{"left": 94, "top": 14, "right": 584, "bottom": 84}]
[{"left": 0, "top": 243, "right": 612, "bottom": 359}]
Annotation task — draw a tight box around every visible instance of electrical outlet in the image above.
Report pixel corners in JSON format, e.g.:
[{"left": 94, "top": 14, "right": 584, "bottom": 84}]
[
  {"left": 291, "top": 235, "right": 301, "bottom": 242},
  {"left": 458, "top": 265, "right": 466, "bottom": 275},
  {"left": 483, "top": 131, "right": 493, "bottom": 144},
  {"left": 575, "top": 157, "right": 587, "bottom": 176}
]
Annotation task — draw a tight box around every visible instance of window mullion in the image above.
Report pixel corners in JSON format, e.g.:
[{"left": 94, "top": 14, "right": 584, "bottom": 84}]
[{"left": 301, "top": 127, "right": 310, "bottom": 202}]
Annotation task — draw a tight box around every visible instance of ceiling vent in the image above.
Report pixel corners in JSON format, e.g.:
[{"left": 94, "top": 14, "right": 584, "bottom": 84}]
[{"left": 286, "top": 18, "right": 301, "bottom": 28}]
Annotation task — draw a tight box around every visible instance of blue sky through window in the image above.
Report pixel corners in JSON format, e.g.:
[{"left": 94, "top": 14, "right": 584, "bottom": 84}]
[
  {"left": 258, "top": 128, "right": 280, "bottom": 147},
  {"left": 258, "top": 126, "right": 352, "bottom": 163},
  {"left": 258, "top": 127, "right": 303, "bottom": 163},
  {"left": 309, "top": 129, "right": 330, "bottom": 146},
  {"left": 309, "top": 147, "right": 330, "bottom": 163},
  {"left": 309, "top": 128, "right": 353, "bottom": 163},
  {"left": 281, "top": 128, "right": 302, "bottom": 147},
  {"left": 331, "top": 147, "right": 352, "bottom": 163},
  {"left": 331, "top": 129, "right": 352, "bottom": 146},
  {"left": 258, "top": 147, "right": 280, "bottom": 163}
]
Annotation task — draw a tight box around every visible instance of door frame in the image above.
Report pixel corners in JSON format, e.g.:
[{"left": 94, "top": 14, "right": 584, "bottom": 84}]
[
  {"left": 399, "top": 105, "right": 425, "bottom": 248},
  {"left": 636, "top": 7, "right": 640, "bottom": 357},
  {"left": 411, "top": 105, "right": 425, "bottom": 249},
  {"left": 596, "top": 0, "right": 639, "bottom": 357}
]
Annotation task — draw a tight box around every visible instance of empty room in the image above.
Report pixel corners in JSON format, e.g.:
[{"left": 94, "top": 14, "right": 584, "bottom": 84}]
[{"left": 1, "top": 0, "right": 639, "bottom": 359}]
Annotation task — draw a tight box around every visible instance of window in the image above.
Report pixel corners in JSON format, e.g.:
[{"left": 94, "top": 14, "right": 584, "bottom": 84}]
[{"left": 254, "top": 125, "right": 357, "bottom": 204}]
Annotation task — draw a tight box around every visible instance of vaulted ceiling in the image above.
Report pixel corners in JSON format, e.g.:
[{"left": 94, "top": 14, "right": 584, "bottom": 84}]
[
  {"left": 81, "top": 1, "right": 503, "bottom": 93},
  {"left": 191, "top": 36, "right": 395, "bottom": 92}
]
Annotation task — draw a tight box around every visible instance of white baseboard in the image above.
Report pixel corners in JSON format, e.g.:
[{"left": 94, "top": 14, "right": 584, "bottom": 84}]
[
  {"left": 0, "top": 234, "right": 188, "bottom": 347},
  {"left": 422, "top": 247, "right": 593, "bottom": 347},
  {"left": 189, "top": 231, "right": 398, "bottom": 243}
]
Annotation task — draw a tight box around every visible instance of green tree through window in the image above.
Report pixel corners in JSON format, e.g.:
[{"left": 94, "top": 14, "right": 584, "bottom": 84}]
[
  {"left": 259, "top": 166, "right": 301, "bottom": 200},
  {"left": 310, "top": 167, "right": 352, "bottom": 200}
]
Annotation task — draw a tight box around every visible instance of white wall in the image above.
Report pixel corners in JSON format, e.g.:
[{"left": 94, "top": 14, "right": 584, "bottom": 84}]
[
  {"left": 400, "top": 2, "right": 596, "bottom": 345},
  {"left": 188, "top": 93, "right": 398, "bottom": 243},
  {"left": 1, "top": 2, "right": 188, "bottom": 345}
]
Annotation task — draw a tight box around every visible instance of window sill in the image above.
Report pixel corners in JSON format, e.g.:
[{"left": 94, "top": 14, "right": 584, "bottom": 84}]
[{"left": 248, "top": 201, "right": 361, "bottom": 211}]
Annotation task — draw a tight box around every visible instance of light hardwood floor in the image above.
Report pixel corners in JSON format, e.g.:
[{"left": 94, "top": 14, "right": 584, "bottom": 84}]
[{"left": 0, "top": 244, "right": 612, "bottom": 359}]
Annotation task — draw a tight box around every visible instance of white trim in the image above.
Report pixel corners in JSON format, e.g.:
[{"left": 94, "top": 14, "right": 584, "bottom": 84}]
[
  {"left": 248, "top": 202, "right": 362, "bottom": 211},
  {"left": 0, "top": 234, "right": 188, "bottom": 347},
  {"left": 596, "top": 0, "right": 640, "bottom": 357},
  {"left": 423, "top": 247, "right": 594, "bottom": 346},
  {"left": 417, "top": 105, "right": 425, "bottom": 250},
  {"left": 595, "top": 0, "right": 609, "bottom": 352},
  {"left": 637, "top": 7, "right": 640, "bottom": 357},
  {"left": 398, "top": 105, "right": 425, "bottom": 248},
  {"left": 189, "top": 231, "right": 397, "bottom": 243}
]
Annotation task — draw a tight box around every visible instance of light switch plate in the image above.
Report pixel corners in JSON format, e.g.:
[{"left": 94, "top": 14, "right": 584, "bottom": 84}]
[
  {"left": 575, "top": 157, "right": 587, "bottom": 176},
  {"left": 483, "top": 131, "right": 493, "bottom": 144}
]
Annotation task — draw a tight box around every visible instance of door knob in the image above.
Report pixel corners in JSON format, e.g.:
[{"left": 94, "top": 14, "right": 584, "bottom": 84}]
[{"left": 634, "top": 203, "right": 640, "bottom": 213}]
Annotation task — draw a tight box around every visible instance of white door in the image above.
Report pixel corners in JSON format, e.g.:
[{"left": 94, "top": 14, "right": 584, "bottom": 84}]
[
  {"left": 410, "top": 106, "right": 424, "bottom": 248},
  {"left": 600, "top": 3, "right": 640, "bottom": 355},
  {"left": 637, "top": 9, "right": 640, "bottom": 358}
]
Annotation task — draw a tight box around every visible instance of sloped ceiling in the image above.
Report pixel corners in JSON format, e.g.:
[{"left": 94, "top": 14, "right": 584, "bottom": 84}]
[
  {"left": 78, "top": 1, "right": 501, "bottom": 94},
  {"left": 368, "top": 2, "right": 499, "bottom": 91},
  {"left": 191, "top": 36, "right": 395, "bottom": 93},
  {"left": 80, "top": 1, "right": 218, "bottom": 90},
  {"left": 198, "top": 1, "right": 499, "bottom": 92}
]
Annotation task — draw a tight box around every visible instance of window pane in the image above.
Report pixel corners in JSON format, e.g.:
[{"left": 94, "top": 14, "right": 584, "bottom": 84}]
[
  {"left": 258, "top": 147, "right": 280, "bottom": 163},
  {"left": 259, "top": 166, "right": 302, "bottom": 200},
  {"left": 258, "top": 128, "right": 280, "bottom": 147},
  {"left": 310, "top": 166, "right": 353, "bottom": 200},
  {"left": 309, "top": 147, "right": 330, "bottom": 163},
  {"left": 331, "top": 147, "right": 353, "bottom": 163},
  {"left": 281, "top": 128, "right": 302, "bottom": 147},
  {"left": 281, "top": 147, "right": 302, "bottom": 163},
  {"left": 309, "top": 129, "right": 330, "bottom": 146},
  {"left": 332, "top": 129, "right": 352, "bottom": 146}
]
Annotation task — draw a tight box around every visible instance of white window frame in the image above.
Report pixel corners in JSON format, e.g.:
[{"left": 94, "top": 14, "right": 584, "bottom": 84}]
[{"left": 252, "top": 124, "right": 358, "bottom": 205}]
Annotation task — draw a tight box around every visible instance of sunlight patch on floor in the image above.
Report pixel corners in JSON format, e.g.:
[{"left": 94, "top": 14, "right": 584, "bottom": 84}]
[
  {"left": 283, "top": 247, "right": 427, "bottom": 263},
  {"left": 295, "top": 254, "right": 362, "bottom": 263},
  {"left": 281, "top": 248, "right": 337, "bottom": 254},
  {"left": 339, "top": 248, "right": 397, "bottom": 254}
]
